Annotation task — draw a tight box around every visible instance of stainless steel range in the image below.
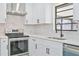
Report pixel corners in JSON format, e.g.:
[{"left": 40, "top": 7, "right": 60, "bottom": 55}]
[{"left": 5, "top": 33, "right": 29, "bottom": 56}]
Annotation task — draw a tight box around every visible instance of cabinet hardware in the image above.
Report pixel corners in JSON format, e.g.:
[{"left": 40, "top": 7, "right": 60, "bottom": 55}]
[
  {"left": 35, "top": 44, "right": 37, "bottom": 49},
  {"left": 46, "top": 48, "right": 50, "bottom": 54}
]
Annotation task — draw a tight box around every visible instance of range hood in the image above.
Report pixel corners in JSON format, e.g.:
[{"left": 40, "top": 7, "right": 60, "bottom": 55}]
[
  {"left": 7, "top": 3, "right": 27, "bottom": 16},
  {"left": 7, "top": 10, "right": 27, "bottom": 16}
]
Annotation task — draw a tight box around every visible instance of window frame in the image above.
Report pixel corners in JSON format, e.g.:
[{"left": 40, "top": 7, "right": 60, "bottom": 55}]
[{"left": 55, "top": 3, "right": 78, "bottom": 33}]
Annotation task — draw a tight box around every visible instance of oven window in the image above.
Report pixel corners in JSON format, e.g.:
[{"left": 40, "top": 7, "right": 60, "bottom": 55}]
[{"left": 10, "top": 40, "right": 28, "bottom": 55}]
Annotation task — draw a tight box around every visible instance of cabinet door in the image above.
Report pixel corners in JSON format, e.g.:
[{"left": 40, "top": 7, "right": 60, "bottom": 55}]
[
  {"left": 73, "top": 3, "right": 79, "bottom": 20},
  {"left": 51, "top": 42, "right": 63, "bottom": 56},
  {"left": 29, "top": 37, "right": 39, "bottom": 56},
  {"left": 29, "top": 37, "right": 63, "bottom": 56},
  {"left": 0, "top": 38, "right": 8, "bottom": 56},
  {"left": 39, "top": 39, "right": 63, "bottom": 56},
  {"left": 38, "top": 39, "right": 53, "bottom": 56},
  {"left": 39, "top": 44, "right": 54, "bottom": 56},
  {"left": 0, "top": 3, "right": 6, "bottom": 23},
  {"left": 35, "top": 39, "right": 46, "bottom": 56}
]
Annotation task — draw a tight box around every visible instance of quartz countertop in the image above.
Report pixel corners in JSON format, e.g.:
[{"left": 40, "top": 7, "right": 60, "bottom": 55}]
[{"left": 28, "top": 34, "right": 79, "bottom": 46}]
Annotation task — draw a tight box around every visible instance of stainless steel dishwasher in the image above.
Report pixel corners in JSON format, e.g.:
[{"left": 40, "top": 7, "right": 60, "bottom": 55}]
[{"left": 63, "top": 43, "right": 79, "bottom": 56}]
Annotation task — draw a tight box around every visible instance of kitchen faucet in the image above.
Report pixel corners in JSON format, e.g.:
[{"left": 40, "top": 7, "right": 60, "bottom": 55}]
[{"left": 60, "top": 17, "right": 64, "bottom": 37}]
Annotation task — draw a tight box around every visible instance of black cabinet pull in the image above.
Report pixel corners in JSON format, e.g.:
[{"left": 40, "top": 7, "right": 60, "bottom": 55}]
[
  {"left": 46, "top": 48, "right": 50, "bottom": 54},
  {"left": 35, "top": 44, "right": 37, "bottom": 49}
]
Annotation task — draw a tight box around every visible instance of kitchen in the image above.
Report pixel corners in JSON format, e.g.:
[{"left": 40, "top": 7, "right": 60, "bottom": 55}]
[{"left": 0, "top": 3, "right": 79, "bottom": 56}]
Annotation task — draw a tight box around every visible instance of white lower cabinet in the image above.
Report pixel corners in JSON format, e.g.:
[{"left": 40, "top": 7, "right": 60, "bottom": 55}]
[
  {"left": 29, "top": 37, "right": 63, "bottom": 56},
  {"left": 38, "top": 39, "right": 63, "bottom": 56},
  {"left": 29, "top": 37, "right": 39, "bottom": 56},
  {"left": 0, "top": 37, "right": 8, "bottom": 56}
]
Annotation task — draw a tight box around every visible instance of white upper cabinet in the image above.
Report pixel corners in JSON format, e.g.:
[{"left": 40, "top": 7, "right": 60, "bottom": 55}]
[
  {"left": 32, "top": 4, "right": 46, "bottom": 24},
  {"left": 73, "top": 3, "right": 79, "bottom": 20},
  {"left": 0, "top": 3, "right": 6, "bottom": 23},
  {"left": 25, "top": 3, "right": 53, "bottom": 24},
  {"left": 45, "top": 3, "right": 53, "bottom": 23}
]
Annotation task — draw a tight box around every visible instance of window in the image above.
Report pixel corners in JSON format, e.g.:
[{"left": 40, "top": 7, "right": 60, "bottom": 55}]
[{"left": 55, "top": 3, "right": 78, "bottom": 32}]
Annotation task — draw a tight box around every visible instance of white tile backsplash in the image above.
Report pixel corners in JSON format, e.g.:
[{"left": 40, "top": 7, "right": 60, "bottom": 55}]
[
  {"left": 24, "top": 23, "right": 54, "bottom": 36},
  {"left": 0, "top": 23, "right": 5, "bottom": 36},
  {"left": 24, "top": 25, "right": 35, "bottom": 35},
  {"left": 24, "top": 23, "right": 79, "bottom": 40},
  {"left": 6, "top": 15, "right": 25, "bottom": 33}
]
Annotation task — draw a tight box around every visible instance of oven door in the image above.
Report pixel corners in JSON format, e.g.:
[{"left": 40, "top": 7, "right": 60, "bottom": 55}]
[{"left": 9, "top": 38, "right": 28, "bottom": 56}]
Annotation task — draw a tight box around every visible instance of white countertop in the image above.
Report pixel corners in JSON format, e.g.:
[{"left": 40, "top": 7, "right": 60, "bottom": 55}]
[
  {"left": 0, "top": 36, "right": 8, "bottom": 39},
  {"left": 29, "top": 34, "right": 79, "bottom": 46}
]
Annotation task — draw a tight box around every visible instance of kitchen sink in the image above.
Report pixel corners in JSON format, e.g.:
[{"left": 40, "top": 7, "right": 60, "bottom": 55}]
[{"left": 48, "top": 37, "right": 66, "bottom": 40}]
